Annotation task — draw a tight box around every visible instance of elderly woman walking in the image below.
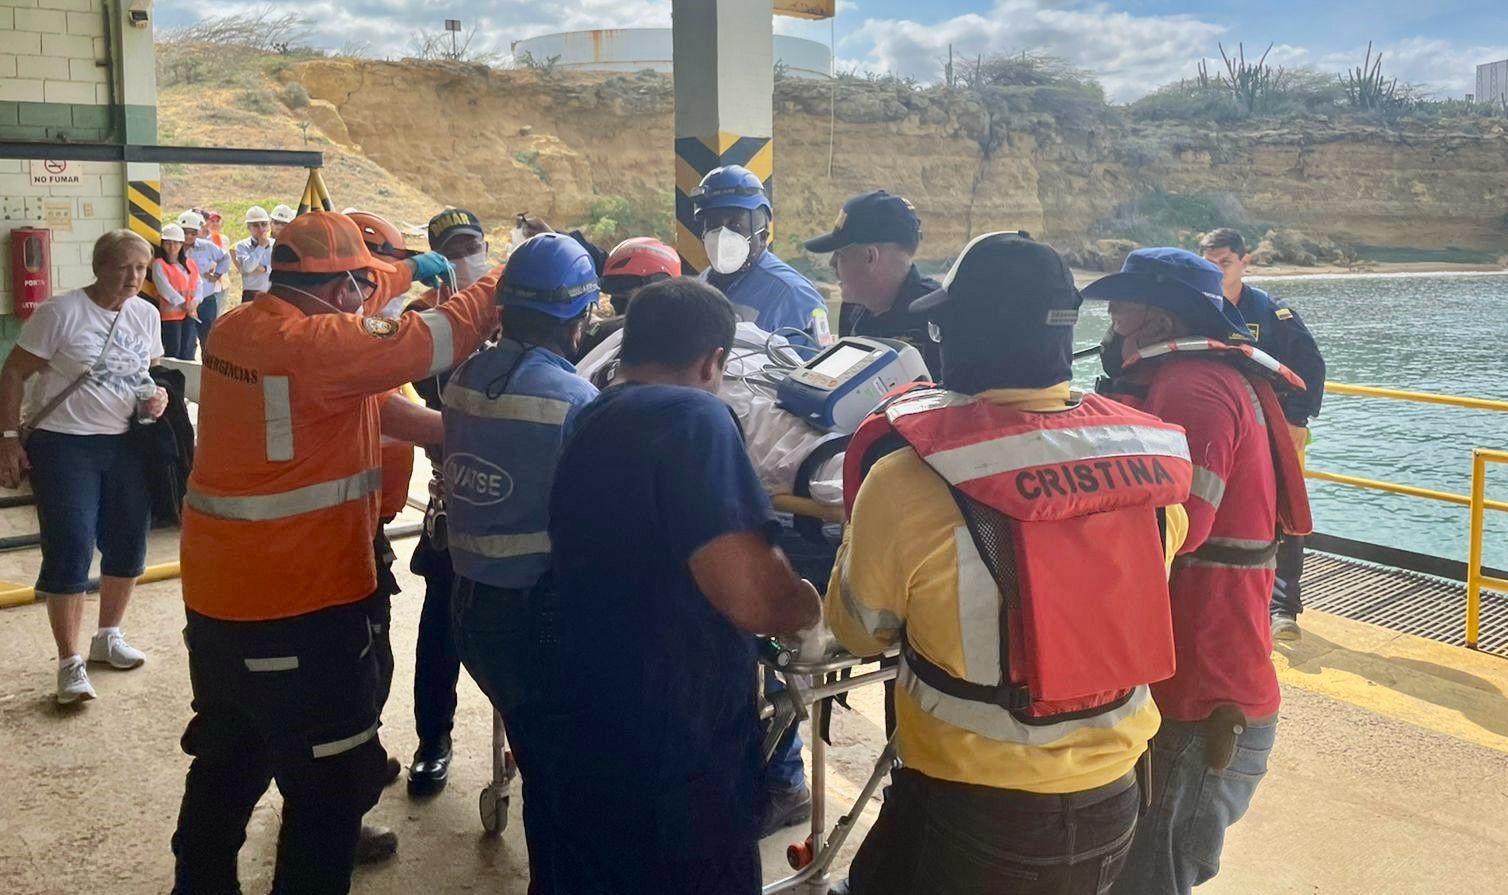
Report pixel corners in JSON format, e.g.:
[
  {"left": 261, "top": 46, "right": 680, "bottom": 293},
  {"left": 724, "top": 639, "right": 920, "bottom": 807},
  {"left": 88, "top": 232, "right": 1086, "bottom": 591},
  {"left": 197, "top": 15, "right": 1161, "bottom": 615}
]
[{"left": 0, "top": 229, "right": 168, "bottom": 704}]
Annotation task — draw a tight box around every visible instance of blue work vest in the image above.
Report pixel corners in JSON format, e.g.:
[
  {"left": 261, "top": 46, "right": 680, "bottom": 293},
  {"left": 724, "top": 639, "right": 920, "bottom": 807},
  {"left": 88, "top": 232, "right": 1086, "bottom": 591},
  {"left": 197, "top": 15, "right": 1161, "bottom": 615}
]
[{"left": 441, "top": 341, "right": 598, "bottom": 589}]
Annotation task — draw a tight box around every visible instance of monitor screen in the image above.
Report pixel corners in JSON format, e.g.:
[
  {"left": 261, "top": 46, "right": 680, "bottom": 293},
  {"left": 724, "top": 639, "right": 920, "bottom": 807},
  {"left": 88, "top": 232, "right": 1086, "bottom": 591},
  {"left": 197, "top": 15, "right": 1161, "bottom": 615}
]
[{"left": 810, "top": 344, "right": 871, "bottom": 380}]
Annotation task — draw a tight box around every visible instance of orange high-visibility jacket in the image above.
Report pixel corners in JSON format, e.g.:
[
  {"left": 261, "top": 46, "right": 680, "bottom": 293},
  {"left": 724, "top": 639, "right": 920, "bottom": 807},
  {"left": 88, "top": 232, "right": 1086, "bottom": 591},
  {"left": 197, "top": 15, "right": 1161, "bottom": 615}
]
[{"left": 181, "top": 266, "right": 500, "bottom": 621}]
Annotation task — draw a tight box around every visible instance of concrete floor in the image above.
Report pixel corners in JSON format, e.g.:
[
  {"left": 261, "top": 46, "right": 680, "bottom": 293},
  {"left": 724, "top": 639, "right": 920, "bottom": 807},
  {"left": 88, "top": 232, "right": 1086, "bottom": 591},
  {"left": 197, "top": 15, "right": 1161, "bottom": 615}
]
[{"left": 1, "top": 518, "right": 1507, "bottom": 894}]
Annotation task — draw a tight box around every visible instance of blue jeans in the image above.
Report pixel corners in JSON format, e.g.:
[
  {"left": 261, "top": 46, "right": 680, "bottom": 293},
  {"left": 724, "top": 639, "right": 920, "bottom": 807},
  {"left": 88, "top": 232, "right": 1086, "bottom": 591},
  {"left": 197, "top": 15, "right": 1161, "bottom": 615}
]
[
  {"left": 28, "top": 429, "right": 149, "bottom": 595},
  {"left": 1110, "top": 716, "right": 1276, "bottom": 895},
  {"left": 764, "top": 667, "right": 806, "bottom": 792},
  {"left": 161, "top": 319, "right": 197, "bottom": 361},
  {"left": 194, "top": 291, "right": 222, "bottom": 356}
]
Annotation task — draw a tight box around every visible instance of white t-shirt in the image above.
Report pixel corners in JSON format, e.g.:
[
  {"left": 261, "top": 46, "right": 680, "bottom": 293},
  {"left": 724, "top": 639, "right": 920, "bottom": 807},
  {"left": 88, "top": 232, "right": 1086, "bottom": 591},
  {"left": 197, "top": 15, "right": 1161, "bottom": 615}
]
[{"left": 17, "top": 288, "right": 163, "bottom": 436}]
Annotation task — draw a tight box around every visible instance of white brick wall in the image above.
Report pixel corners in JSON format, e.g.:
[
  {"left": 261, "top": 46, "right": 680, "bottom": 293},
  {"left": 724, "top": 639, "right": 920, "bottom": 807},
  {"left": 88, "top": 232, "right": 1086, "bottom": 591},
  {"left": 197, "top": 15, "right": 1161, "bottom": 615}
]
[
  {"left": 2, "top": 0, "right": 109, "bottom": 109},
  {"left": 0, "top": 1, "right": 133, "bottom": 315},
  {"left": 0, "top": 160, "right": 129, "bottom": 314}
]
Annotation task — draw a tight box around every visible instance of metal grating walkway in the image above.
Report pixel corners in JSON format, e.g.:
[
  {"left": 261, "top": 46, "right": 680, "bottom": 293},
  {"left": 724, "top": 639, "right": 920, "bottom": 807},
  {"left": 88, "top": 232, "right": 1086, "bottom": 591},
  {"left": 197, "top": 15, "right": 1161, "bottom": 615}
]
[{"left": 1304, "top": 552, "right": 1508, "bottom": 657}]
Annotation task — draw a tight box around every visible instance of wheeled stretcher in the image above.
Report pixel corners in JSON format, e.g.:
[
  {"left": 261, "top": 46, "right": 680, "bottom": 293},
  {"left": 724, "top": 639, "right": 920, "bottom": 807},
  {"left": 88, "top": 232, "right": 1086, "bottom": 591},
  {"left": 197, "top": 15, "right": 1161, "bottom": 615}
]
[
  {"left": 479, "top": 708, "right": 518, "bottom": 834},
  {"left": 759, "top": 641, "right": 901, "bottom": 895}
]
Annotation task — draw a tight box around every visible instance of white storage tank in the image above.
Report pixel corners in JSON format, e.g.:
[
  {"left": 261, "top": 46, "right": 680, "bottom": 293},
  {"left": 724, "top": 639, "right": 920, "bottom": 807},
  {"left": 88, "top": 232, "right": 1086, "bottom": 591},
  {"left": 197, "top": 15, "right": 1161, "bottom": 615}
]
[{"left": 512, "top": 28, "right": 831, "bottom": 79}]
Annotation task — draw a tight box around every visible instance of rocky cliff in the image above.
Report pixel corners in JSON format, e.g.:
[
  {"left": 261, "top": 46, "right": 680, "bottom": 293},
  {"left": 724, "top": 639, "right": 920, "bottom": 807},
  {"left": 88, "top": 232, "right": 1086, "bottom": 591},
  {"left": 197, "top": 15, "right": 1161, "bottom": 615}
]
[{"left": 283, "top": 59, "right": 1508, "bottom": 263}]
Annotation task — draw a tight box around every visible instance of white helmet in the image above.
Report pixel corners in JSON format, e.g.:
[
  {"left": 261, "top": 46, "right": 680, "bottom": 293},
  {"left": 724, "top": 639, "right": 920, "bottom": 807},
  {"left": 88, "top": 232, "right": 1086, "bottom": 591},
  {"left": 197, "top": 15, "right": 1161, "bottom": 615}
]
[
  {"left": 270, "top": 204, "right": 296, "bottom": 224},
  {"left": 161, "top": 223, "right": 186, "bottom": 242},
  {"left": 176, "top": 210, "right": 205, "bottom": 231},
  {"left": 245, "top": 205, "right": 271, "bottom": 224}
]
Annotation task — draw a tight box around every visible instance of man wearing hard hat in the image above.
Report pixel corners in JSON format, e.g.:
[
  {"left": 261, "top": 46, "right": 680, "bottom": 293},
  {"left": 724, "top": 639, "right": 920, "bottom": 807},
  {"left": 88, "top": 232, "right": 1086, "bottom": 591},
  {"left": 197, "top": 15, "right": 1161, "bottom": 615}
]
[
  {"left": 270, "top": 204, "right": 296, "bottom": 239},
  {"left": 233, "top": 206, "right": 275, "bottom": 303},
  {"left": 169, "top": 212, "right": 492, "bottom": 894}
]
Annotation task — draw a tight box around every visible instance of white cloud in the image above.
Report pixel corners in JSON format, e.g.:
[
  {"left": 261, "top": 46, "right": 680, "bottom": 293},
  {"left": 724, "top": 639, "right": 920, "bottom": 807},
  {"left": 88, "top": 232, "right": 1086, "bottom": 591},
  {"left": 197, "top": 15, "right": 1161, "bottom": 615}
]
[{"left": 845, "top": 0, "right": 1227, "bottom": 101}]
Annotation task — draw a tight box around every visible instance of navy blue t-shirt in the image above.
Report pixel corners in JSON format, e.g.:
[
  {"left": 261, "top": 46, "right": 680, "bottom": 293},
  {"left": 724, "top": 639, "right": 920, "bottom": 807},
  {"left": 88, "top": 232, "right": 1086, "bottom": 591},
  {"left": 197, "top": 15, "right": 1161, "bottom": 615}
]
[{"left": 548, "top": 383, "right": 780, "bottom": 841}]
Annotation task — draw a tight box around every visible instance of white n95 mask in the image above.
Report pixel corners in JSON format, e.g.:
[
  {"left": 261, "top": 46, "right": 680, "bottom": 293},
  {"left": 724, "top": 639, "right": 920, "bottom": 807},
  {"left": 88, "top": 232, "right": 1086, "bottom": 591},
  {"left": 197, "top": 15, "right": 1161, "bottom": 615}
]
[
  {"left": 704, "top": 228, "right": 751, "bottom": 275},
  {"left": 453, "top": 252, "right": 490, "bottom": 290}
]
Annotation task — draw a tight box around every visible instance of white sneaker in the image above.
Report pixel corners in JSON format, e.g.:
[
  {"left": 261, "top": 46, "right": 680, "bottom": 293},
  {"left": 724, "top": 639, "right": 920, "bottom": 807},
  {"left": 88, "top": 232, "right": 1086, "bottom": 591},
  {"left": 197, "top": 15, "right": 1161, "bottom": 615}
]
[
  {"left": 57, "top": 660, "right": 96, "bottom": 704},
  {"left": 88, "top": 631, "right": 146, "bottom": 669}
]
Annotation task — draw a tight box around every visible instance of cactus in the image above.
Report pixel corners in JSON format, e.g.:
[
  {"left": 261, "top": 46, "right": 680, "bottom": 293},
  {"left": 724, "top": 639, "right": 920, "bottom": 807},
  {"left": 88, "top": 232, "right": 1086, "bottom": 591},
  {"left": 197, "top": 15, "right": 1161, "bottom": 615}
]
[
  {"left": 1342, "top": 42, "right": 1400, "bottom": 111},
  {"left": 1217, "top": 42, "right": 1285, "bottom": 116}
]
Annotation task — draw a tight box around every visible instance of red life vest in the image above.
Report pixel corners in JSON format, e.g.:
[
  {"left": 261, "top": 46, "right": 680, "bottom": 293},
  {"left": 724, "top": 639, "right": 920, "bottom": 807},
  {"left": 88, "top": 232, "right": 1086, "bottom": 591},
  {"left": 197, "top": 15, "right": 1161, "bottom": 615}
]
[
  {"left": 844, "top": 388, "right": 1191, "bottom": 721},
  {"left": 1115, "top": 338, "right": 1313, "bottom": 538}
]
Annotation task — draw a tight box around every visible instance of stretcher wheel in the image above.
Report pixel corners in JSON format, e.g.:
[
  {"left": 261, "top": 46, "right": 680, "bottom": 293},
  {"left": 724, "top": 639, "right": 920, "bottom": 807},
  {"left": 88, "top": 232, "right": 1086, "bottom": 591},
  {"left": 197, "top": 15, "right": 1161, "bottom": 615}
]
[
  {"left": 787, "top": 837, "right": 814, "bottom": 870},
  {"left": 479, "top": 785, "right": 510, "bottom": 835}
]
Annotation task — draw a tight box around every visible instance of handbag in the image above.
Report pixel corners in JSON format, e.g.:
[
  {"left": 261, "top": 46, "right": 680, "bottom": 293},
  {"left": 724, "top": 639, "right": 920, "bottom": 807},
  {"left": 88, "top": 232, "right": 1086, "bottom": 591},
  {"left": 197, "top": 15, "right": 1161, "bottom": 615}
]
[{"left": 19, "top": 309, "right": 124, "bottom": 445}]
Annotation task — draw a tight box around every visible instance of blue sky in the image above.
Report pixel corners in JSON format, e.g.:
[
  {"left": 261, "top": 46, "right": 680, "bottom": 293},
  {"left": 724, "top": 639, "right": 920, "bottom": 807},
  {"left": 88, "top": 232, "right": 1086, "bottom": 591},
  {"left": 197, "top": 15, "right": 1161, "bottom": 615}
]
[{"left": 159, "top": 1, "right": 1507, "bottom": 101}]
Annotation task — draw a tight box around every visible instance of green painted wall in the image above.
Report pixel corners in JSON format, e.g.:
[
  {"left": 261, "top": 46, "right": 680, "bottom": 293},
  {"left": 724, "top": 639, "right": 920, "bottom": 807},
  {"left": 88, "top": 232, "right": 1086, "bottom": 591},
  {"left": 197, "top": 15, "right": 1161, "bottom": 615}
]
[{"left": 0, "top": 101, "right": 155, "bottom": 144}]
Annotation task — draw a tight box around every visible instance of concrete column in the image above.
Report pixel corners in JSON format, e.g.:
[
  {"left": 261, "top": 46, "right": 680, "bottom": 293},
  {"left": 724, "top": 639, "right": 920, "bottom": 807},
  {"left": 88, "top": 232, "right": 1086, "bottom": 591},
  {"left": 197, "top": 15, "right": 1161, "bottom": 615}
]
[
  {"left": 112, "top": 0, "right": 158, "bottom": 145},
  {"left": 672, "top": 0, "right": 775, "bottom": 273}
]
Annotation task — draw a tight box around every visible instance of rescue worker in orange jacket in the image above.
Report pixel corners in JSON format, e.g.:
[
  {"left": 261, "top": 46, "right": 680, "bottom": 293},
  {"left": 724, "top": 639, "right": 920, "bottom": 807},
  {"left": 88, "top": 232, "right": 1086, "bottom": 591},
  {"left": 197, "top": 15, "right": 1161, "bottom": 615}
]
[
  {"left": 1084, "top": 248, "right": 1311, "bottom": 895},
  {"left": 170, "top": 212, "right": 496, "bottom": 895},
  {"left": 827, "top": 233, "right": 1192, "bottom": 895}
]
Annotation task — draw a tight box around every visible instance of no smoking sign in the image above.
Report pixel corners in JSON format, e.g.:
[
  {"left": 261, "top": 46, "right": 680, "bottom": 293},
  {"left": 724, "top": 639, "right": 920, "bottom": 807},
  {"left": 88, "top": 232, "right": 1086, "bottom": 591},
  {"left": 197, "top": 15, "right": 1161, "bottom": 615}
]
[{"left": 30, "top": 159, "right": 82, "bottom": 186}]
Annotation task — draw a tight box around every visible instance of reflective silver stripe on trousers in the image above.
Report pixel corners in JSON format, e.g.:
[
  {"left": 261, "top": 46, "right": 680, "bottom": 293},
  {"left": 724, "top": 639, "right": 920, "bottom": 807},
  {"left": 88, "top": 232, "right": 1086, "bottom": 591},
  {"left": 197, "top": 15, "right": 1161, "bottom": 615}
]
[
  {"left": 244, "top": 656, "right": 299, "bottom": 672},
  {"left": 415, "top": 308, "right": 455, "bottom": 377},
  {"left": 837, "top": 558, "right": 901, "bottom": 639},
  {"left": 899, "top": 660, "right": 1152, "bottom": 746},
  {"left": 186, "top": 467, "right": 383, "bottom": 522},
  {"left": 263, "top": 375, "right": 293, "bottom": 462},
  {"left": 954, "top": 526, "right": 1002, "bottom": 686},
  {"left": 311, "top": 721, "right": 379, "bottom": 759},
  {"left": 448, "top": 530, "right": 553, "bottom": 560},
  {"left": 1190, "top": 465, "right": 1227, "bottom": 509},
  {"left": 441, "top": 382, "right": 572, "bottom": 425},
  {"left": 924, "top": 425, "right": 1191, "bottom": 487}
]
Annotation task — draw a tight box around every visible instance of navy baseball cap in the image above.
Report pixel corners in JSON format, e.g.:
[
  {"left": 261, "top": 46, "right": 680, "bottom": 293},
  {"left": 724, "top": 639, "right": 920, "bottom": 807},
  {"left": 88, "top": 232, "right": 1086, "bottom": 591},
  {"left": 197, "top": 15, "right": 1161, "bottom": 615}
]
[
  {"left": 427, "top": 208, "right": 484, "bottom": 249},
  {"left": 1081, "top": 247, "right": 1251, "bottom": 342},
  {"left": 804, "top": 191, "right": 922, "bottom": 253}
]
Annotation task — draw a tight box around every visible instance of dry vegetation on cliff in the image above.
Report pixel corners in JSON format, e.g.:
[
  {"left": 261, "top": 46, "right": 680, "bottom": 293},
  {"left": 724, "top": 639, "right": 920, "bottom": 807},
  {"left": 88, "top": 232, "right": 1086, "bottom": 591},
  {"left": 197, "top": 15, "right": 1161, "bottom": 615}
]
[{"left": 154, "top": 15, "right": 1508, "bottom": 275}]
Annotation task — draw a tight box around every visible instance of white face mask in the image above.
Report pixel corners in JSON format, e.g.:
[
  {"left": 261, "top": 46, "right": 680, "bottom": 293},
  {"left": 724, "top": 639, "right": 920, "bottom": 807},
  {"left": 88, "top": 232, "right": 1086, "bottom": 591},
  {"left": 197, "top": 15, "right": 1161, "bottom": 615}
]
[
  {"left": 453, "top": 251, "right": 490, "bottom": 290},
  {"left": 282, "top": 273, "right": 364, "bottom": 317},
  {"left": 704, "top": 227, "right": 752, "bottom": 275}
]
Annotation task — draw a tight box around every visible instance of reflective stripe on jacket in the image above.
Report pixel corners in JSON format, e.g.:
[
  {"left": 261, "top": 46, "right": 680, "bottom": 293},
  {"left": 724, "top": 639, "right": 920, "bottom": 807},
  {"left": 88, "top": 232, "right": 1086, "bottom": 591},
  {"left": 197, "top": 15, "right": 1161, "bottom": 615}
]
[
  {"left": 180, "top": 266, "right": 501, "bottom": 621},
  {"left": 441, "top": 340, "right": 598, "bottom": 589}
]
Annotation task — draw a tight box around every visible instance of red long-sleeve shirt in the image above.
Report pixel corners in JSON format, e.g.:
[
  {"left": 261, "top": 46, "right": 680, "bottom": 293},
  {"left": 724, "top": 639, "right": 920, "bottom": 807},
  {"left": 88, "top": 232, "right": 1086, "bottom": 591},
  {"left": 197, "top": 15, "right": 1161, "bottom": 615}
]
[{"left": 1139, "top": 358, "right": 1281, "bottom": 722}]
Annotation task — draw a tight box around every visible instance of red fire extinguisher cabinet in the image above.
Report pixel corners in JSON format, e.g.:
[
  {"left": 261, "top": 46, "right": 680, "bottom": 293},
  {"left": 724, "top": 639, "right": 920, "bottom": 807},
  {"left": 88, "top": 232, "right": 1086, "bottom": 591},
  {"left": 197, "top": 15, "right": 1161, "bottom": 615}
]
[{"left": 10, "top": 228, "right": 51, "bottom": 320}]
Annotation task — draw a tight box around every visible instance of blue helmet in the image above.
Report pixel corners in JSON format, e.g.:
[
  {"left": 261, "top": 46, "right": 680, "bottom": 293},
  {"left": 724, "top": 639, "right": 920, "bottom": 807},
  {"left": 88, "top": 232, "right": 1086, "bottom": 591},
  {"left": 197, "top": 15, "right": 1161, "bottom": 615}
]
[
  {"left": 690, "top": 165, "right": 772, "bottom": 216},
  {"left": 498, "top": 233, "right": 600, "bottom": 319}
]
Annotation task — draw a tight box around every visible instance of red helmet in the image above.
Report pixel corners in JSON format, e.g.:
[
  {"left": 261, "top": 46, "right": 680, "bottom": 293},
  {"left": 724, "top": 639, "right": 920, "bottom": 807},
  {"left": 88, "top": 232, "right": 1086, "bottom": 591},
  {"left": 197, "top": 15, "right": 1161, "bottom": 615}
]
[
  {"left": 604, "top": 238, "right": 680, "bottom": 283},
  {"left": 347, "top": 211, "right": 414, "bottom": 261}
]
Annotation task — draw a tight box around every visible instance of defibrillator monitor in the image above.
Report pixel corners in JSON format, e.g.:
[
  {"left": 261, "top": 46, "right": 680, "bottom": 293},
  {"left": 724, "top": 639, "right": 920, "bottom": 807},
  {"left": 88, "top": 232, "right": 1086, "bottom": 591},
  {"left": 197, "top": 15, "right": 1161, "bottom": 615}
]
[{"left": 777, "top": 337, "right": 928, "bottom": 433}]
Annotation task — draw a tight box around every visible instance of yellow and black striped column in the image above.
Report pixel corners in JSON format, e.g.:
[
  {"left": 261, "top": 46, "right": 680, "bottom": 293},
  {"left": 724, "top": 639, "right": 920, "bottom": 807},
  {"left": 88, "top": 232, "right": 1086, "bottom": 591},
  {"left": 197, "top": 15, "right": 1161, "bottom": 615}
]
[
  {"left": 674, "top": 133, "right": 774, "bottom": 273},
  {"left": 127, "top": 176, "right": 162, "bottom": 301},
  {"left": 671, "top": 0, "right": 776, "bottom": 275}
]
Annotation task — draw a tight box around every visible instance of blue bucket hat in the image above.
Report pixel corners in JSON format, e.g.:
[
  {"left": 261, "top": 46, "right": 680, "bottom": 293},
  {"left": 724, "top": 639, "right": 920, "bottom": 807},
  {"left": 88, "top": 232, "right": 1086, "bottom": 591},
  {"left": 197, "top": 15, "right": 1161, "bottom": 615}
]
[{"left": 1081, "top": 247, "right": 1251, "bottom": 342}]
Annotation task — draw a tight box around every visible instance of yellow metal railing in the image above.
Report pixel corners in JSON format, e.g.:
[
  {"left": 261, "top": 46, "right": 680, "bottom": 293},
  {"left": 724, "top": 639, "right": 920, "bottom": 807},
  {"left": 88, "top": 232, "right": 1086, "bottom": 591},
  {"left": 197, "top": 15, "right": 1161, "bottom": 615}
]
[
  {"left": 1468, "top": 450, "right": 1508, "bottom": 648},
  {"left": 1309, "top": 381, "right": 1507, "bottom": 649}
]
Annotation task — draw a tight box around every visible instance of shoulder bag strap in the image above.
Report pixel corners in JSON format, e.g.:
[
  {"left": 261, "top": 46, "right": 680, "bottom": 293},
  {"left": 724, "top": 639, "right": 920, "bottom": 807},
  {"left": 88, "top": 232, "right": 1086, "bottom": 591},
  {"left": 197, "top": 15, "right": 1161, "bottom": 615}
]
[{"left": 21, "top": 306, "right": 125, "bottom": 440}]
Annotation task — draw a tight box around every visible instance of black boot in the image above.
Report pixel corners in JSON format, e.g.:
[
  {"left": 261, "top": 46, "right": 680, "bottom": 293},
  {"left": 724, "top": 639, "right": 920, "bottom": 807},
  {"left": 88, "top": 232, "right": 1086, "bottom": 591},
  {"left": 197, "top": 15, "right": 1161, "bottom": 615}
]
[{"left": 407, "top": 735, "right": 452, "bottom": 798}]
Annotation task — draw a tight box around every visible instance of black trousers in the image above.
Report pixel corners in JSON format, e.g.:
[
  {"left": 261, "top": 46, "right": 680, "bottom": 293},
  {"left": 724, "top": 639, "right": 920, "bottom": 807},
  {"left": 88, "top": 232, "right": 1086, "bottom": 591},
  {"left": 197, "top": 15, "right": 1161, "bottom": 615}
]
[
  {"left": 849, "top": 768, "right": 1139, "bottom": 895},
  {"left": 171, "top": 591, "right": 393, "bottom": 895},
  {"left": 411, "top": 531, "right": 460, "bottom": 744},
  {"left": 1271, "top": 534, "right": 1305, "bottom": 617}
]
